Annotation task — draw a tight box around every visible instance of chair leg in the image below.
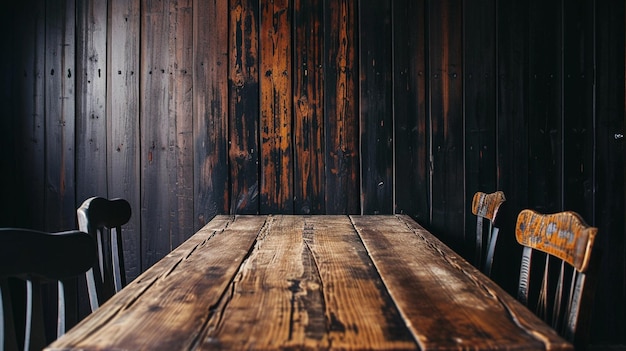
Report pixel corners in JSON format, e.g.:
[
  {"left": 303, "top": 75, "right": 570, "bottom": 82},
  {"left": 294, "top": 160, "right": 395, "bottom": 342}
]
[{"left": 57, "top": 281, "right": 66, "bottom": 338}]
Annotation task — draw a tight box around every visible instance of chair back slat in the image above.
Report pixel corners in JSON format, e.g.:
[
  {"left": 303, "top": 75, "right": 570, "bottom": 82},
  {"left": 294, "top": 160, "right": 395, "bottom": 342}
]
[{"left": 515, "top": 209, "right": 599, "bottom": 349}]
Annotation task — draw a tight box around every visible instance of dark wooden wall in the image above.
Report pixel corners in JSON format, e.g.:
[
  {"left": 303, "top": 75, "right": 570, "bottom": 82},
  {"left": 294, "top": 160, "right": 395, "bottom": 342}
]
[{"left": 0, "top": 0, "right": 624, "bottom": 346}]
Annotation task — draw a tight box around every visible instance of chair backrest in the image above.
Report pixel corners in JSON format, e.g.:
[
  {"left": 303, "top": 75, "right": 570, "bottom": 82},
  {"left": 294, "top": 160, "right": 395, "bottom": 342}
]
[
  {"left": 0, "top": 228, "right": 96, "bottom": 351},
  {"left": 77, "top": 197, "right": 131, "bottom": 312},
  {"left": 515, "top": 209, "right": 599, "bottom": 348},
  {"left": 471, "top": 191, "right": 506, "bottom": 276}
]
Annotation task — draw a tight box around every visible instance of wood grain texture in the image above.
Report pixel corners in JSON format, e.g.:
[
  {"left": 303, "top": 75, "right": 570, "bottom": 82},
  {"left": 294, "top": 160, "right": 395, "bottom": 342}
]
[
  {"left": 194, "top": 0, "right": 230, "bottom": 227},
  {"left": 260, "top": 0, "right": 293, "bottom": 213},
  {"left": 109, "top": 0, "right": 141, "bottom": 280},
  {"left": 229, "top": 0, "right": 260, "bottom": 214},
  {"left": 515, "top": 209, "right": 597, "bottom": 272},
  {"left": 428, "top": 0, "right": 465, "bottom": 250},
  {"left": 46, "top": 216, "right": 264, "bottom": 350},
  {"left": 293, "top": 0, "right": 324, "bottom": 215},
  {"left": 352, "top": 215, "right": 572, "bottom": 351},
  {"left": 323, "top": 0, "right": 360, "bottom": 214},
  {"left": 48, "top": 215, "right": 573, "bottom": 351},
  {"left": 472, "top": 191, "right": 506, "bottom": 221},
  {"left": 393, "top": 0, "right": 429, "bottom": 221},
  {"left": 45, "top": 0, "right": 76, "bottom": 231},
  {"left": 359, "top": 0, "right": 393, "bottom": 215},
  {"left": 76, "top": 0, "right": 108, "bottom": 202},
  {"left": 201, "top": 215, "right": 416, "bottom": 349}
]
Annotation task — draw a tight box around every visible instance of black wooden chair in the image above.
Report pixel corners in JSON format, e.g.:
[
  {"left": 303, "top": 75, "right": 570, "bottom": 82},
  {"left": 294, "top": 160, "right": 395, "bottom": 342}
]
[
  {"left": 77, "top": 197, "right": 131, "bottom": 311},
  {"left": 0, "top": 228, "right": 96, "bottom": 351},
  {"left": 471, "top": 191, "right": 506, "bottom": 276},
  {"left": 515, "top": 209, "right": 599, "bottom": 349}
]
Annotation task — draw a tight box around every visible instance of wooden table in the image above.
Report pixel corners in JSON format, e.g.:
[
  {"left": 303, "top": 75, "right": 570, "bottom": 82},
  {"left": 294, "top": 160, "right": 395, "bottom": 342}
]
[{"left": 46, "top": 215, "right": 573, "bottom": 350}]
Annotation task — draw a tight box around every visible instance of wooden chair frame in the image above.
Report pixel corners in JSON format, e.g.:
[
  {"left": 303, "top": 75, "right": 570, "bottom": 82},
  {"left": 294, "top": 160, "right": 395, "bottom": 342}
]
[
  {"left": 471, "top": 191, "right": 506, "bottom": 276},
  {"left": 77, "top": 197, "right": 131, "bottom": 312},
  {"left": 0, "top": 228, "right": 95, "bottom": 351},
  {"left": 515, "top": 209, "right": 598, "bottom": 348}
]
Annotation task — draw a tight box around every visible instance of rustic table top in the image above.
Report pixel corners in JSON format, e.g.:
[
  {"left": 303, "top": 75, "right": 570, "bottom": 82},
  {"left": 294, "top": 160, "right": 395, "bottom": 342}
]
[{"left": 46, "top": 215, "right": 572, "bottom": 350}]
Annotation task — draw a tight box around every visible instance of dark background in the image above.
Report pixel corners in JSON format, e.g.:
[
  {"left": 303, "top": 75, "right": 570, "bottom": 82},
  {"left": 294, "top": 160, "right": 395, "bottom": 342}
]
[{"left": 0, "top": 0, "right": 623, "bottom": 347}]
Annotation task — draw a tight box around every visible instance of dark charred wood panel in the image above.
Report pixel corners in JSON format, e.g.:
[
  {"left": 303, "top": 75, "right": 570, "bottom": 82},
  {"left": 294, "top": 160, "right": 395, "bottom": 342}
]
[
  {"left": 323, "top": 0, "right": 360, "bottom": 214},
  {"left": 495, "top": 0, "right": 530, "bottom": 294},
  {"left": 45, "top": 0, "right": 76, "bottom": 231},
  {"left": 260, "top": 0, "right": 293, "bottom": 213},
  {"left": 359, "top": 0, "right": 393, "bottom": 215},
  {"left": 194, "top": 0, "right": 230, "bottom": 228},
  {"left": 393, "top": 0, "right": 429, "bottom": 223},
  {"left": 293, "top": 0, "right": 324, "bottom": 215},
  {"left": 592, "top": 0, "right": 625, "bottom": 344},
  {"left": 562, "top": 0, "right": 595, "bottom": 220},
  {"left": 229, "top": 0, "right": 260, "bottom": 215},
  {"left": 428, "top": 0, "right": 464, "bottom": 251},
  {"left": 109, "top": 0, "right": 141, "bottom": 280},
  {"left": 527, "top": 0, "right": 563, "bottom": 213},
  {"left": 5, "top": 0, "right": 47, "bottom": 229},
  {"left": 463, "top": 0, "right": 497, "bottom": 260}
]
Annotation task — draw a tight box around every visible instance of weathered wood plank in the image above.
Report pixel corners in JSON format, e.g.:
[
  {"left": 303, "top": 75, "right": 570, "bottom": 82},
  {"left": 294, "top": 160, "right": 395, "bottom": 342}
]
[
  {"left": 294, "top": 0, "right": 324, "bottom": 215},
  {"left": 109, "top": 0, "right": 142, "bottom": 280},
  {"left": 201, "top": 215, "right": 416, "bottom": 349},
  {"left": 323, "top": 0, "right": 360, "bottom": 214},
  {"left": 428, "top": 0, "right": 465, "bottom": 251},
  {"left": 527, "top": 0, "right": 562, "bottom": 213},
  {"left": 260, "top": 0, "right": 293, "bottom": 213},
  {"left": 46, "top": 215, "right": 264, "bottom": 350},
  {"left": 592, "top": 0, "right": 626, "bottom": 343},
  {"left": 359, "top": 0, "right": 393, "bottom": 215},
  {"left": 351, "top": 215, "right": 573, "bottom": 351},
  {"left": 393, "top": 0, "right": 429, "bottom": 221},
  {"left": 229, "top": 0, "right": 260, "bottom": 214},
  {"left": 45, "top": 0, "right": 76, "bottom": 231},
  {"left": 76, "top": 0, "right": 108, "bottom": 203},
  {"left": 13, "top": 0, "right": 46, "bottom": 229},
  {"left": 141, "top": 0, "right": 194, "bottom": 266},
  {"left": 194, "top": 0, "right": 229, "bottom": 227}
]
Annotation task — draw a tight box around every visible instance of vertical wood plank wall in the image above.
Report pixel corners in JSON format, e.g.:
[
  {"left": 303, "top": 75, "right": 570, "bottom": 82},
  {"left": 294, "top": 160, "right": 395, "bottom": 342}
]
[{"left": 0, "top": 0, "right": 624, "bottom": 346}]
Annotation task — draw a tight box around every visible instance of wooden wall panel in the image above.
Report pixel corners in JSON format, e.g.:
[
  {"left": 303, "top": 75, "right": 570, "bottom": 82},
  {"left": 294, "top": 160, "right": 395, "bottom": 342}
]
[
  {"left": 1, "top": 0, "right": 624, "bottom": 346},
  {"left": 463, "top": 0, "right": 497, "bottom": 261},
  {"left": 428, "top": 0, "right": 464, "bottom": 250},
  {"left": 229, "top": 0, "right": 260, "bottom": 214},
  {"left": 260, "top": 0, "right": 293, "bottom": 213},
  {"left": 76, "top": 0, "right": 108, "bottom": 208},
  {"left": 592, "top": 0, "right": 625, "bottom": 343},
  {"left": 323, "top": 0, "right": 359, "bottom": 214},
  {"left": 141, "top": 0, "right": 194, "bottom": 266},
  {"left": 109, "top": 0, "right": 141, "bottom": 279},
  {"left": 527, "top": 0, "right": 563, "bottom": 213},
  {"left": 9, "top": 0, "right": 46, "bottom": 229},
  {"left": 193, "top": 0, "right": 230, "bottom": 228},
  {"left": 45, "top": 0, "right": 76, "bottom": 231},
  {"left": 562, "top": 0, "right": 595, "bottom": 219},
  {"left": 294, "top": 0, "right": 324, "bottom": 215},
  {"left": 359, "top": 0, "right": 393, "bottom": 215},
  {"left": 393, "top": 0, "right": 429, "bottom": 222}
]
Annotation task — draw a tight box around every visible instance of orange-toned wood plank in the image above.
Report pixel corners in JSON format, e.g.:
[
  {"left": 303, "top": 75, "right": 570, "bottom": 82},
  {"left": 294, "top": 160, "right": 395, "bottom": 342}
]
[
  {"left": 199, "top": 215, "right": 417, "bottom": 349},
  {"left": 260, "top": 0, "right": 293, "bottom": 212},
  {"left": 351, "top": 215, "right": 573, "bottom": 351},
  {"left": 229, "top": 0, "right": 260, "bottom": 214},
  {"left": 293, "top": 0, "right": 324, "bottom": 214},
  {"left": 46, "top": 215, "right": 266, "bottom": 350},
  {"left": 515, "top": 209, "right": 597, "bottom": 272}
]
